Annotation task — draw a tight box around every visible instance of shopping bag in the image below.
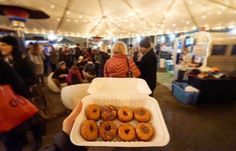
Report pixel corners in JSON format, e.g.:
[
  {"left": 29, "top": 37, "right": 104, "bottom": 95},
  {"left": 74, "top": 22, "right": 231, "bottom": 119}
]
[{"left": 0, "top": 85, "right": 39, "bottom": 132}]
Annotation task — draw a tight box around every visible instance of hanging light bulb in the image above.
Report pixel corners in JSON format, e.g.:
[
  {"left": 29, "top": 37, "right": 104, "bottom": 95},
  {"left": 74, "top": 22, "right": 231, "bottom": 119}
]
[{"left": 50, "top": 5, "right": 55, "bottom": 9}]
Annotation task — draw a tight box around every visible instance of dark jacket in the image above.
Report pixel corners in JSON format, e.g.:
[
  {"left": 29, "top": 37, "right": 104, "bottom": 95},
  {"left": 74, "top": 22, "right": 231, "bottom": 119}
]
[
  {"left": 40, "top": 131, "right": 86, "bottom": 151},
  {"left": 12, "top": 56, "right": 36, "bottom": 87},
  {"left": 0, "top": 59, "right": 29, "bottom": 97},
  {"left": 52, "top": 68, "right": 69, "bottom": 83},
  {"left": 139, "top": 49, "right": 157, "bottom": 92}
]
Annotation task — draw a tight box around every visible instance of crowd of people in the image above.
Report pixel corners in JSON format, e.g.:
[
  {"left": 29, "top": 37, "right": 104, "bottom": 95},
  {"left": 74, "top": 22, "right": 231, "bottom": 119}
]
[{"left": 0, "top": 35, "right": 157, "bottom": 151}]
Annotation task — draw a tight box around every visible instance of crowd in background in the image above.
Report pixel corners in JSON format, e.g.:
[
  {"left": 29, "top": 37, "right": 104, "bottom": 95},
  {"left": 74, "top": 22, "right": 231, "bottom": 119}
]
[{"left": 0, "top": 35, "right": 157, "bottom": 151}]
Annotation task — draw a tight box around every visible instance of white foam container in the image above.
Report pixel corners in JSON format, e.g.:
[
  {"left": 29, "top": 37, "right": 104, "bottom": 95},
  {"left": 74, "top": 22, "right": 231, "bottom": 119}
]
[{"left": 70, "top": 78, "right": 170, "bottom": 147}]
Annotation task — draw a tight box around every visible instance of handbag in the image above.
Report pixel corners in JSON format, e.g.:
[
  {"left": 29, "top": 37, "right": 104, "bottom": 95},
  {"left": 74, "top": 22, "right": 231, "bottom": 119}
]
[
  {"left": 0, "top": 85, "right": 39, "bottom": 132},
  {"left": 126, "top": 57, "right": 133, "bottom": 78}
]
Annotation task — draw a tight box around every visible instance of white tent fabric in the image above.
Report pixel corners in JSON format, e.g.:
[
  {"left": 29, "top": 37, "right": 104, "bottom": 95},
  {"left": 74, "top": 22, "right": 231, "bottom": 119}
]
[{"left": 0, "top": 0, "right": 236, "bottom": 38}]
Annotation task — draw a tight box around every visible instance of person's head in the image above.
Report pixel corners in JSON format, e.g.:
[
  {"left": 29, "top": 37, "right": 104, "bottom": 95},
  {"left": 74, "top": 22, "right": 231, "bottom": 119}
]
[
  {"left": 112, "top": 41, "right": 127, "bottom": 55},
  {"left": 71, "top": 65, "right": 79, "bottom": 74},
  {"left": 78, "top": 55, "right": 84, "bottom": 62},
  {"left": 76, "top": 43, "right": 80, "bottom": 47},
  {"left": 0, "top": 36, "right": 23, "bottom": 59},
  {"left": 59, "top": 61, "right": 66, "bottom": 70},
  {"left": 83, "top": 63, "right": 96, "bottom": 82},
  {"left": 139, "top": 37, "right": 151, "bottom": 54},
  {"left": 32, "top": 43, "right": 41, "bottom": 54}
]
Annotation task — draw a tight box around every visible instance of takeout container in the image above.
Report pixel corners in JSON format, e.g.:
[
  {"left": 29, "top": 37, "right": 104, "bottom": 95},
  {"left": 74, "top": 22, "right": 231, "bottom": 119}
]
[{"left": 70, "top": 78, "right": 170, "bottom": 147}]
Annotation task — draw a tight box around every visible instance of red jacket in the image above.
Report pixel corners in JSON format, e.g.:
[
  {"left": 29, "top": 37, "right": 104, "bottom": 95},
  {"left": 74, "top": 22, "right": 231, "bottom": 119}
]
[{"left": 104, "top": 54, "right": 141, "bottom": 77}]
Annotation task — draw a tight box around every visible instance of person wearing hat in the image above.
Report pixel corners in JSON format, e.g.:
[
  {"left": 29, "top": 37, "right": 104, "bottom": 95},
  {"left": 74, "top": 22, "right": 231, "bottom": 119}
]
[
  {"left": 139, "top": 37, "right": 157, "bottom": 96},
  {"left": 52, "top": 61, "right": 69, "bottom": 88}
]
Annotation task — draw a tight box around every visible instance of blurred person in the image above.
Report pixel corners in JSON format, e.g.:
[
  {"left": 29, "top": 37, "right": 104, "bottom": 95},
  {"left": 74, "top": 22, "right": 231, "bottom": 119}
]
[
  {"left": 82, "top": 62, "right": 97, "bottom": 83},
  {"left": 40, "top": 102, "right": 86, "bottom": 151},
  {"left": 139, "top": 37, "right": 157, "bottom": 96},
  {"left": 0, "top": 59, "right": 31, "bottom": 151},
  {"left": 64, "top": 45, "right": 73, "bottom": 68},
  {"left": 52, "top": 61, "right": 69, "bottom": 88},
  {"left": 58, "top": 47, "right": 65, "bottom": 62},
  {"left": 84, "top": 47, "right": 93, "bottom": 61},
  {"left": 98, "top": 45, "right": 110, "bottom": 77},
  {"left": 133, "top": 47, "right": 142, "bottom": 66},
  {"left": 76, "top": 55, "right": 87, "bottom": 76},
  {"left": 28, "top": 43, "right": 45, "bottom": 85},
  {"left": 66, "top": 65, "right": 83, "bottom": 85},
  {"left": 49, "top": 45, "right": 59, "bottom": 72},
  {"left": 74, "top": 43, "right": 83, "bottom": 59},
  {"left": 43, "top": 45, "right": 51, "bottom": 75},
  {"left": 104, "top": 41, "right": 140, "bottom": 77},
  {"left": 0, "top": 36, "right": 44, "bottom": 150}
]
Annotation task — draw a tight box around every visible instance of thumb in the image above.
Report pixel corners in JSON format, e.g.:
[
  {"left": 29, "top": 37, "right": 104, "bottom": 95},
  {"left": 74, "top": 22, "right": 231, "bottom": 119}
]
[{"left": 68, "top": 101, "right": 83, "bottom": 120}]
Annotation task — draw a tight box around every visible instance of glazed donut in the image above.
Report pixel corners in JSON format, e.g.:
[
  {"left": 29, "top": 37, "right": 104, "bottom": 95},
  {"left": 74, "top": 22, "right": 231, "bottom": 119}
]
[
  {"left": 101, "top": 105, "right": 117, "bottom": 121},
  {"left": 85, "top": 104, "right": 100, "bottom": 121},
  {"left": 118, "top": 123, "right": 136, "bottom": 141},
  {"left": 99, "top": 121, "right": 117, "bottom": 141},
  {"left": 80, "top": 120, "right": 98, "bottom": 141},
  {"left": 118, "top": 106, "right": 133, "bottom": 122},
  {"left": 135, "top": 123, "right": 154, "bottom": 141},
  {"left": 134, "top": 107, "right": 151, "bottom": 122}
]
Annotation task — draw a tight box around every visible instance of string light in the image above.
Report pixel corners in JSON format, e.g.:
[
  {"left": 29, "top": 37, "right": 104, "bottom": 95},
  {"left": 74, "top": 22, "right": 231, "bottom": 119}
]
[{"left": 50, "top": 5, "right": 55, "bottom": 9}]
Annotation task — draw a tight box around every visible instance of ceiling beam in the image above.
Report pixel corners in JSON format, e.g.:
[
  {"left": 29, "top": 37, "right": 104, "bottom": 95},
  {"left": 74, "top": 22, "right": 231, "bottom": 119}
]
[
  {"left": 55, "top": 0, "right": 71, "bottom": 32},
  {"left": 122, "top": 0, "right": 152, "bottom": 28},
  {"left": 157, "top": 0, "right": 176, "bottom": 31},
  {"left": 207, "top": 0, "right": 236, "bottom": 11},
  {"left": 183, "top": 0, "right": 199, "bottom": 27}
]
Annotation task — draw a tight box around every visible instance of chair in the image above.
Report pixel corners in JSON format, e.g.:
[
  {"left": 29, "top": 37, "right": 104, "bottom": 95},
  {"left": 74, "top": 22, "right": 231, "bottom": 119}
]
[{"left": 61, "top": 83, "right": 90, "bottom": 110}]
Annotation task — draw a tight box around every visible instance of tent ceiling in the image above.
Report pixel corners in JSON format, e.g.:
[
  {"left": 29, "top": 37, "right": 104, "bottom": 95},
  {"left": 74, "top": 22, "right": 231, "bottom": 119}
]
[{"left": 0, "top": 0, "right": 236, "bottom": 38}]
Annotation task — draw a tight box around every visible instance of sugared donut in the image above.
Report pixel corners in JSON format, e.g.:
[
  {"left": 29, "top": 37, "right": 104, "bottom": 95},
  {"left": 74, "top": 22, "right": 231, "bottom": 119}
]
[
  {"left": 80, "top": 120, "right": 98, "bottom": 141},
  {"left": 85, "top": 104, "right": 100, "bottom": 121},
  {"left": 118, "top": 123, "right": 136, "bottom": 141},
  {"left": 118, "top": 106, "right": 133, "bottom": 122},
  {"left": 101, "top": 105, "right": 117, "bottom": 121},
  {"left": 134, "top": 107, "right": 151, "bottom": 122},
  {"left": 135, "top": 123, "right": 154, "bottom": 141},
  {"left": 99, "top": 121, "right": 117, "bottom": 141}
]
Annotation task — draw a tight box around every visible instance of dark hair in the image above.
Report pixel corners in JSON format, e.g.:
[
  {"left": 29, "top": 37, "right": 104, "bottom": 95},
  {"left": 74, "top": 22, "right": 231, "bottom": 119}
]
[
  {"left": 83, "top": 63, "right": 96, "bottom": 76},
  {"left": 139, "top": 37, "right": 151, "bottom": 48},
  {"left": 0, "top": 36, "right": 24, "bottom": 61}
]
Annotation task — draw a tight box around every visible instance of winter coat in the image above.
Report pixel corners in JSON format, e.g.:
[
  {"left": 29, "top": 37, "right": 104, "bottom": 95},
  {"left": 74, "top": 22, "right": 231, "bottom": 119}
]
[
  {"left": 104, "top": 54, "right": 140, "bottom": 78},
  {"left": 139, "top": 49, "right": 157, "bottom": 91},
  {"left": 29, "top": 52, "right": 45, "bottom": 75}
]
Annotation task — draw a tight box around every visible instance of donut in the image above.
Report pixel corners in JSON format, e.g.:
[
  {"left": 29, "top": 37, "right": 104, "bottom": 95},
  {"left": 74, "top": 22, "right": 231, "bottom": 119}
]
[
  {"left": 134, "top": 107, "right": 151, "bottom": 122},
  {"left": 80, "top": 120, "right": 98, "bottom": 141},
  {"left": 118, "top": 123, "right": 136, "bottom": 141},
  {"left": 118, "top": 106, "right": 133, "bottom": 122},
  {"left": 85, "top": 104, "right": 100, "bottom": 121},
  {"left": 135, "top": 123, "right": 154, "bottom": 141},
  {"left": 99, "top": 121, "right": 117, "bottom": 141},
  {"left": 101, "top": 105, "right": 117, "bottom": 121}
]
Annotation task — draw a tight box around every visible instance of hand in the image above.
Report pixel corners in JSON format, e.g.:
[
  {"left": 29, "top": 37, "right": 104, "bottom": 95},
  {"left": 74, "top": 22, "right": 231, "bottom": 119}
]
[{"left": 62, "top": 102, "right": 83, "bottom": 135}]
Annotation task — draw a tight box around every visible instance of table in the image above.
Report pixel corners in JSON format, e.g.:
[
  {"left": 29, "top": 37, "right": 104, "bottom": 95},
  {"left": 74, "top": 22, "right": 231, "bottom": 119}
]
[{"left": 188, "top": 76, "right": 236, "bottom": 102}]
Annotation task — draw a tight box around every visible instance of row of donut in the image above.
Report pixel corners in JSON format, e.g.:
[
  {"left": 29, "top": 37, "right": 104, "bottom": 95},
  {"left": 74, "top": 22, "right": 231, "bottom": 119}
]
[
  {"left": 80, "top": 120, "right": 154, "bottom": 141},
  {"left": 86, "top": 104, "right": 152, "bottom": 122}
]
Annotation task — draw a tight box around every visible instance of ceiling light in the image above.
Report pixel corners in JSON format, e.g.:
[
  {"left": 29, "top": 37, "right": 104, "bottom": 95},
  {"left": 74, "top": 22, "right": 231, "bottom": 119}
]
[
  {"left": 66, "top": 11, "right": 70, "bottom": 14},
  {"left": 201, "top": 15, "right": 206, "bottom": 19},
  {"left": 66, "top": 19, "right": 70, "bottom": 22},
  {"left": 79, "top": 15, "right": 83, "bottom": 18},
  {"left": 50, "top": 5, "right": 55, "bottom": 9},
  {"left": 75, "top": 20, "right": 78, "bottom": 23},
  {"left": 57, "top": 18, "right": 61, "bottom": 21},
  {"left": 186, "top": 21, "right": 190, "bottom": 24},
  {"left": 172, "top": 24, "right": 176, "bottom": 27},
  {"left": 217, "top": 11, "right": 222, "bottom": 15}
]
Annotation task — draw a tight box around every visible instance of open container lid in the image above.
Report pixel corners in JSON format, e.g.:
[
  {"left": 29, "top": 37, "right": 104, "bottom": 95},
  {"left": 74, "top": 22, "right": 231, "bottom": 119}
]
[{"left": 88, "top": 78, "right": 152, "bottom": 96}]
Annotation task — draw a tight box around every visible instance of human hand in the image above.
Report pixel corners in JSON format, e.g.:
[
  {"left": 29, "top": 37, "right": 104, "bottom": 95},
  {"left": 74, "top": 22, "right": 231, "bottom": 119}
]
[{"left": 62, "top": 102, "right": 83, "bottom": 135}]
